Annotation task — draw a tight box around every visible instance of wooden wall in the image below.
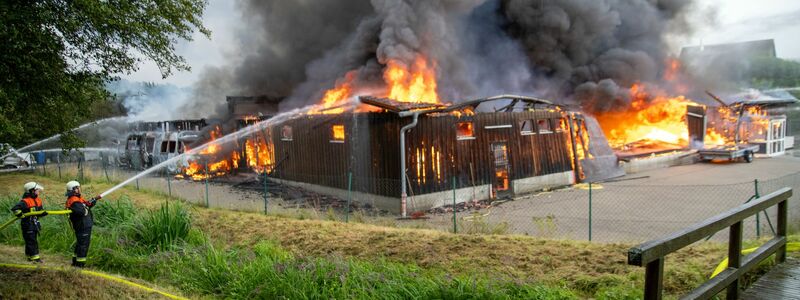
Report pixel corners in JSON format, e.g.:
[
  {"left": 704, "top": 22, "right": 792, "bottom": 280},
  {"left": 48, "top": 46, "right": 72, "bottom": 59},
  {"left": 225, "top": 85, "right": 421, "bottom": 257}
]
[
  {"left": 405, "top": 110, "right": 573, "bottom": 196},
  {"left": 267, "top": 110, "right": 575, "bottom": 198}
]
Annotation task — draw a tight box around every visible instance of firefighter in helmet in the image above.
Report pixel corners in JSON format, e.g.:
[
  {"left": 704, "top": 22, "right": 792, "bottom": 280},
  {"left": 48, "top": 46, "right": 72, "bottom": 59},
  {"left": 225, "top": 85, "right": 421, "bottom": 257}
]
[
  {"left": 10, "top": 182, "right": 47, "bottom": 262},
  {"left": 65, "top": 180, "right": 101, "bottom": 267}
]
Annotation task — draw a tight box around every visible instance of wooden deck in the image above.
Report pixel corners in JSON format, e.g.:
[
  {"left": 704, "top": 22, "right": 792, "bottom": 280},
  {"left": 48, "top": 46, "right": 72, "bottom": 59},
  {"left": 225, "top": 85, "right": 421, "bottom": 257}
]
[{"left": 741, "top": 258, "right": 800, "bottom": 299}]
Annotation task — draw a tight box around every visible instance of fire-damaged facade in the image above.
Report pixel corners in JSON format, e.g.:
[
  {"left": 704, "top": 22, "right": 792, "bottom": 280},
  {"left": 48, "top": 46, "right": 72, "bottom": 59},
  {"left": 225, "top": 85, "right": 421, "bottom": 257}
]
[{"left": 246, "top": 95, "right": 615, "bottom": 214}]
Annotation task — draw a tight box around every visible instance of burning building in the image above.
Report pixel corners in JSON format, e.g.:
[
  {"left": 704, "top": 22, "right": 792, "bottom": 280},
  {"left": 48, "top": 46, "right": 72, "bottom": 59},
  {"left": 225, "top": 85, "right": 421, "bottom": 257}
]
[
  {"left": 214, "top": 94, "right": 610, "bottom": 215},
  {"left": 169, "top": 0, "right": 745, "bottom": 213}
]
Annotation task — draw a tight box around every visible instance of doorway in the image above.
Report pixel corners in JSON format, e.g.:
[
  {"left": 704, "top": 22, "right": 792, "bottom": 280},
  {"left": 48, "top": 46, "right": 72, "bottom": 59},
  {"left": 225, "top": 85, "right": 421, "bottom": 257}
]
[{"left": 491, "top": 142, "right": 511, "bottom": 196}]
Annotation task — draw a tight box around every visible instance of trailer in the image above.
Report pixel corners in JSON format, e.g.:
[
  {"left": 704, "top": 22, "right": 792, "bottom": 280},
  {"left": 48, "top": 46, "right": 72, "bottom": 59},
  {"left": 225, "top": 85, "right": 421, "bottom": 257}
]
[{"left": 697, "top": 144, "right": 759, "bottom": 163}]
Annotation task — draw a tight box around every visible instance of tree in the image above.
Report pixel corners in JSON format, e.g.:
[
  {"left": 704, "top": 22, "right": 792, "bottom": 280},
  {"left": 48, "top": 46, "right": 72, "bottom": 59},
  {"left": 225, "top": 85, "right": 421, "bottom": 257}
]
[
  {"left": 745, "top": 57, "right": 800, "bottom": 89},
  {"left": 0, "top": 0, "right": 208, "bottom": 149}
]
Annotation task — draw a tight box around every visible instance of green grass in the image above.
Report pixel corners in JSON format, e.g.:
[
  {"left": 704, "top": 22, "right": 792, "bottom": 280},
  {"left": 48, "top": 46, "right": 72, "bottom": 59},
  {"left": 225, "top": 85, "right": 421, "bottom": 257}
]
[
  {"left": 3, "top": 173, "right": 797, "bottom": 299},
  {"left": 1, "top": 190, "right": 582, "bottom": 299},
  {"left": 0, "top": 266, "right": 166, "bottom": 299},
  {"left": 172, "top": 240, "right": 578, "bottom": 299}
]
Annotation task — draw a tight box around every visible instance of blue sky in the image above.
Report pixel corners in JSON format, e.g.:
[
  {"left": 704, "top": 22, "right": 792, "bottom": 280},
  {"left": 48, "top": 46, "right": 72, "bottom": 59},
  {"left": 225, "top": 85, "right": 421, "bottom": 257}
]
[{"left": 121, "top": 0, "right": 800, "bottom": 87}]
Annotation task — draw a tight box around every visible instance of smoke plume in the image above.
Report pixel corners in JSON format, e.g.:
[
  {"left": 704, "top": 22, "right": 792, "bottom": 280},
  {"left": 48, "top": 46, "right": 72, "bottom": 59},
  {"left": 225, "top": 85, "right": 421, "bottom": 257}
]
[
  {"left": 501, "top": 0, "right": 694, "bottom": 112},
  {"left": 186, "top": 0, "right": 697, "bottom": 116}
]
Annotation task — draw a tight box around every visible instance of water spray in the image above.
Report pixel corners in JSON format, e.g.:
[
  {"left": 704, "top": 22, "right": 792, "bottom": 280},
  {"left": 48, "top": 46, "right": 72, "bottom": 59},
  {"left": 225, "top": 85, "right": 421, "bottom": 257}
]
[
  {"left": 98, "top": 103, "right": 352, "bottom": 199},
  {"left": 16, "top": 117, "right": 128, "bottom": 152}
]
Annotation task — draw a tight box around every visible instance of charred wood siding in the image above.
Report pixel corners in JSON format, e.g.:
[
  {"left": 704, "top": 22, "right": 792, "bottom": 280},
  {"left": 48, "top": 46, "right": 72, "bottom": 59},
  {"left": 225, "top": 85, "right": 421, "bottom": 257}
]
[
  {"left": 405, "top": 110, "right": 573, "bottom": 195},
  {"left": 268, "top": 110, "right": 574, "bottom": 198},
  {"left": 268, "top": 113, "right": 401, "bottom": 197}
]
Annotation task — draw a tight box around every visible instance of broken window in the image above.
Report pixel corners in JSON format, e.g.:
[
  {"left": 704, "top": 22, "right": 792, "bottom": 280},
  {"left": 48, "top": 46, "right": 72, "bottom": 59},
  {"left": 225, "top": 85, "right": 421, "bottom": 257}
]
[
  {"left": 168, "top": 141, "right": 177, "bottom": 153},
  {"left": 126, "top": 137, "right": 137, "bottom": 150},
  {"left": 145, "top": 137, "right": 155, "bottom": 152},
  {"left": 331, "top": 124, "right": 345, "bottom": 143},
  {"left": 537, "top": 119, "right": 553, "bottom": 134},
  {"left": 456, "top": 122, "right": 475, "bottom": 140},
  {"left": 520, "top": 120, "right": 534, "bottom": 135},
  {"left": 281, "top": 125, "right": 293, "bottom": 141}
]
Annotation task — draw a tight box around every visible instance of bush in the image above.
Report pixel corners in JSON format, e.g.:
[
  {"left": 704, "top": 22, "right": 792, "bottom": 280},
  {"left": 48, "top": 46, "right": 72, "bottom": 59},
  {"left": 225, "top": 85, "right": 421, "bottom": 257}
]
[{"left": 131, "top": 202, "right": 191, "bottom": 250}]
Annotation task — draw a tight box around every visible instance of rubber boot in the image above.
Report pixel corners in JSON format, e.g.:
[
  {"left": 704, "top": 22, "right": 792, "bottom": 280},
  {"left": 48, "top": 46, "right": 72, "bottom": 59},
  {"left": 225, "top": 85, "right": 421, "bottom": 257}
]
[{"left": 71, "top": 257, "right": 78, "bottom": 266}]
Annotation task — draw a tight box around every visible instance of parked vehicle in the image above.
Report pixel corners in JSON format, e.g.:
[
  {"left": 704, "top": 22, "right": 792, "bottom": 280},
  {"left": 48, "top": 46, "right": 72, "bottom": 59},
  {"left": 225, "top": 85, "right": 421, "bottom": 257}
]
[
  {"left": 0, "top": 144, "right": 32, "bottom": 169},
  {"left": 119, "top": 130, "right": 200, "bottom": 172}
]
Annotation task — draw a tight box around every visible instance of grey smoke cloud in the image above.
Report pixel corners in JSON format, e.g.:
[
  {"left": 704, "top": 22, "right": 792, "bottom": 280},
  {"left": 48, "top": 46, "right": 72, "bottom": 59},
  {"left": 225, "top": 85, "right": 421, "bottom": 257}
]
[{"left": 185, "top": 0, "right": 696, "bottom": 116}]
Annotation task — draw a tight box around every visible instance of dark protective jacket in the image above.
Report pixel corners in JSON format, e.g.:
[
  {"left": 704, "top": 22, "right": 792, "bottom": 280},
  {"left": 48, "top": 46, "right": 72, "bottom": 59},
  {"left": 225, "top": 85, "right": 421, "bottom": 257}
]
[
  {"left": 10, "top": 193, "right": 44, "bottom": 231},
  {"left": 66, "top": 192, "right": 94, "bottom": 230}
]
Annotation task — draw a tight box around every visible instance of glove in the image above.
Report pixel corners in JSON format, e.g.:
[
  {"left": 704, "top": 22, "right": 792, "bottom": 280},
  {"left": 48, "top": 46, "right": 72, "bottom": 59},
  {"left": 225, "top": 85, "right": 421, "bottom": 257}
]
[
  {"left": 90, "top": 196, "right": 101, "bottom": 206},
  {"left": 13, "top": 210, "right": 23, "bottom": 218},
  {"left": 39, "top": 211, "right": 48, "bottom": 217}
]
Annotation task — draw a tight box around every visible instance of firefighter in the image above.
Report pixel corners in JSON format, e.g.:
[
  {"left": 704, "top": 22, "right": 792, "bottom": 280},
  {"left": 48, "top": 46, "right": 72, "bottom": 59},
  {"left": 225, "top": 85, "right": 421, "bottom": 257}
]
[
  {"left": 10, "top": 182, "right": 47, "bottom": 262},
  {"left": 64, "top": 180, "right": 101, "bottom": 267}
]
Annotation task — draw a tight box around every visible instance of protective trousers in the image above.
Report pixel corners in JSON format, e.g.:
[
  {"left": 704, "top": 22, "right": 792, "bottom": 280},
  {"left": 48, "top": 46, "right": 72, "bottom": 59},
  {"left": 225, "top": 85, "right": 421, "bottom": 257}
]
[
  {"left": 22, "top": 225, "right": 39, "bottom": 260},
  {"left": 73, "top": 226, "right": 92, "bottom": 266}
]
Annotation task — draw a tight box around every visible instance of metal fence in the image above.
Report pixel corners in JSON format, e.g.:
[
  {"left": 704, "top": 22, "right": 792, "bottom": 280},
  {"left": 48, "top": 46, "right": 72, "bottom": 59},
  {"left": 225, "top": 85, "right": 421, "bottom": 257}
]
[{"left": 27, "top": 151, "right": 800, "bottom": 244}]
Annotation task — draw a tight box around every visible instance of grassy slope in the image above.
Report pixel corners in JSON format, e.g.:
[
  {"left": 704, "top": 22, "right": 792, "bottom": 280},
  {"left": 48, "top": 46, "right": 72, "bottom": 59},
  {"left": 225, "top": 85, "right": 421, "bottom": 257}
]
[
  {"left": 0, "top": 245, "right": 177, "bottom": 299},
  {"left": 0, "top": 173, "right": 794, "bottom": 298}
]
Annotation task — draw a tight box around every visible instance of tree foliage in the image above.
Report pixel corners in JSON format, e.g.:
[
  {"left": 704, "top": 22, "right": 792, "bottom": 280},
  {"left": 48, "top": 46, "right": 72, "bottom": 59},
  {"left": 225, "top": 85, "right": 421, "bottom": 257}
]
[
  {"left": 0, "top": 0, "right": 208, "bottom": 149},
  {"left": 745, "top": 57, "right": 800, "bottom": 89}
]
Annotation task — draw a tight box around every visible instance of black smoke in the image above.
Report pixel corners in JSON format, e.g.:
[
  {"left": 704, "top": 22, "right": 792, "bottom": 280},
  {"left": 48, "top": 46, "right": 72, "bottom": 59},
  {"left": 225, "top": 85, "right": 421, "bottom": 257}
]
[
  {"left": 187, "top": 0, "right": 696, "bottom": 116},
  {"left": 502, "top": 0, "right": 694, "bottom": 112}
]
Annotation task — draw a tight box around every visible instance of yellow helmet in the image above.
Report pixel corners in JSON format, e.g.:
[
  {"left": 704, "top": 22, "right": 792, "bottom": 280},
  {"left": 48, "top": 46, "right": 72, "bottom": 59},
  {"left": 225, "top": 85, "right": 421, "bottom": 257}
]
[{"left": 23, "top": 182, "right": 43, "bottom": 192}]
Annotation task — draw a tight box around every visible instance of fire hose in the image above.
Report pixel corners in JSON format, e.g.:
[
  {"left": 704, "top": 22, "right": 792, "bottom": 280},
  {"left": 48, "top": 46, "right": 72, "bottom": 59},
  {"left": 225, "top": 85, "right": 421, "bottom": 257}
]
[
  {"left": 0, "top": 210, "right": 72, "bottom": 232},
  {"left": 0, "top": 263, "right": 187, "bottom": 300},
  {"left": 710, "top": 242, "right": 800, "bottom": 278}
]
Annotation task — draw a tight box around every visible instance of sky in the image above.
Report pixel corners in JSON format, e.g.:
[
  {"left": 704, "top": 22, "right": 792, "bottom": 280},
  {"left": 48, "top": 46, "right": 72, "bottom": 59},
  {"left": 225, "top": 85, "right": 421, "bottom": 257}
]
[{"left": 121, "top": 0, "right": 800, "bottom": 88}]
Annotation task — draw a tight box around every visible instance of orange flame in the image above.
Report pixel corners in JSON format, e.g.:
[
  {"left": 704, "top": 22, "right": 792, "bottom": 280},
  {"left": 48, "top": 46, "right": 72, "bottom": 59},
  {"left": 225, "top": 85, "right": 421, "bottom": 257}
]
[
  {"left": 180, "top": 126, "right": 237, "bottom": 180},
  {"left": 384, "top": 55, "right": 439, "bottom": 104},
  {"left": 595, "top": 84, "right": 697, "bottom": 149},
  {"left": 313, "top": 54, "right": 440, "bottom": 114},
  {"left": 314, "top": 71, "right": 357, "bottom": 114},
  {"left": 244, "top": 134, "right": 274, "bottom": 174},
  {"left": 704, "top": 128, "right": 727, "bottom": 146}
]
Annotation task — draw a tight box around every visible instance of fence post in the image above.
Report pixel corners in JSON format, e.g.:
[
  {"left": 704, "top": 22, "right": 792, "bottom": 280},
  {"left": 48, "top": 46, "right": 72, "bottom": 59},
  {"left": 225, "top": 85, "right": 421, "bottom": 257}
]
[
  {"left": 452, "top": 176, "right": 457, "bottom": 234},
  {"left": 78, "top": 156, "right": 84, "bottom": 181},
  {"left": 41, "top": 151, "right": 46, "bottom": 176},
  {"left": 346, "top": 172, "right": 353, "bottom": 223},
  {"left": 103, "top": 157, "right": 110, "bottom": 183},
  {"left": 589, "top": 182, "right": 593, "bottom": 242},
  {"left": 264, "top": 168, "right": 269, "bottom": 215},
  {"left": 57, "top": 153, "right": 62, "bottom": 180},
  {"left": 135, "top": 178, "right": 140, "bottom": 190},
  {"left": 204, "top": 162, "right": 210, "bottom": 208},
  {"left": 728, "top": 221, "right": 743, "bottom": 299},
  {"left": 755, "top": 179, "right": 760, "bottom": 238},
  {"left": 167, "top": 171, "right": 172, "bottom": 198}
]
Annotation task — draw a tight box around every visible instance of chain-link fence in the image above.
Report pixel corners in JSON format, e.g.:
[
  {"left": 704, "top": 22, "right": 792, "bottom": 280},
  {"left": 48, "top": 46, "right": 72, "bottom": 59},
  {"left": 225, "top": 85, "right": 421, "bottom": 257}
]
[{"left": 25, "top": 150, "right": 800, "bottom": 244}]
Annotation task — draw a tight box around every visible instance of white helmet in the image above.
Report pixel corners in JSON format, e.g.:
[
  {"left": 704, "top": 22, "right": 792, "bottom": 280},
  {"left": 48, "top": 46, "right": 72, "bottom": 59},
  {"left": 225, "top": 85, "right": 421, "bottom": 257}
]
[
  {"left": 23, "top": 182, "right": 44, "bottom": 192},
  {"left": 66, "top": 181, "right": 81, "bottom": 192}
]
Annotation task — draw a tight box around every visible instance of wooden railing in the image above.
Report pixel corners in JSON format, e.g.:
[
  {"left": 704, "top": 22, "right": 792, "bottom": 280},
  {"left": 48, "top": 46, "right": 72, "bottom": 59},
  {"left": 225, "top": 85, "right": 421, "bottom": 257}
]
[{"left": 627, "top": 187, "right": 792, "bottom": 300}]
